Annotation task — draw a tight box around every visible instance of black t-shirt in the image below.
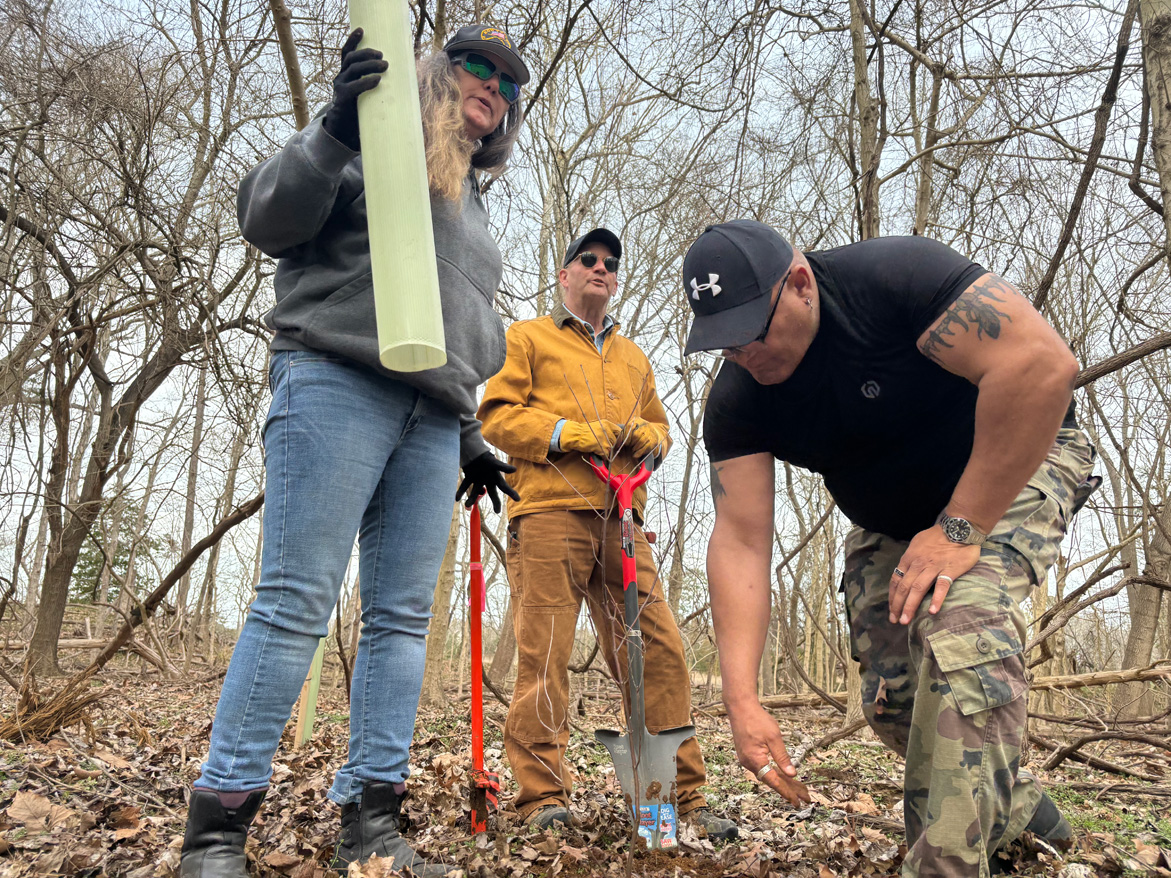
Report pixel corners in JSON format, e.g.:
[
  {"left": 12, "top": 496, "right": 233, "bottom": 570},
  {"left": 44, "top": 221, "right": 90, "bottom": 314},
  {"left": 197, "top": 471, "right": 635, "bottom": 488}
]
[{"left": 704, "top": 236, "right": 1074, "bottom": 540}]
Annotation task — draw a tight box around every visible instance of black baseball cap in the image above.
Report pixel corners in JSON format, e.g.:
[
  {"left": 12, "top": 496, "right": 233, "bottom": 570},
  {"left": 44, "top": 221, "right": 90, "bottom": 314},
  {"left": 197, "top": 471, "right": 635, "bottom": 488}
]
[
  {"left": 443, "top": 24, "right": 531, "bottom": 86},
  {"left": 563, "top": 228, "right": 622, "bottom": 267},
  {"left": 681, "top": 220, "right": 793, "bottom": 355}
]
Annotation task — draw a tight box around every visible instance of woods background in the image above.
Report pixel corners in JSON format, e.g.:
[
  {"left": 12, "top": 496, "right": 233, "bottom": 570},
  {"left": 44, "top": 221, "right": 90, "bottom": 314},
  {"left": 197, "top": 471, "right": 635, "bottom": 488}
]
[{"left": 2, "top": 0, "right": 1170, "bottom": 754}]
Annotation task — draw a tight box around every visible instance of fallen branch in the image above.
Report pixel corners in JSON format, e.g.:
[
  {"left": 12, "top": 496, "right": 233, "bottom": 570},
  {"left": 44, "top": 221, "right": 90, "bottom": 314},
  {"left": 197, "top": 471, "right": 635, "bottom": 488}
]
[
  {"left": 1039, "top": 729, "right": 1171, "bottom": 772},
  {"left": 1064, "top": 781, "right": 1171, "bottom": 798},
  {"left": 704, "top": 663, "right": 1171, "bottom": 718},
  {"left": 704, "top": 692, "right": 839, "bottom": 716},
  {"left": 1030, "top": 706, "right": 1171, "bottom": 728},
  {"left": 1030, "top": 662, "right": 1171, "bottom": 692},
  {"left": 1, "top": 639, "right": 106, "bottom": 650},
  {"left": 811, "top": 716, "right": 869, "bottom": 752},
  {"left": 1030, "top": 731, "right": 1161, "bottom": 781}
]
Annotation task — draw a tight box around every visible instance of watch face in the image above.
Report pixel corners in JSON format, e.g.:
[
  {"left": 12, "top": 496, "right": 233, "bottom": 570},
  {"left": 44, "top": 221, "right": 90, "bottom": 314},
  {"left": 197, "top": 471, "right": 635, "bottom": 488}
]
[{"left": 943, "top": 517, "right": 972, "bottom": 543}]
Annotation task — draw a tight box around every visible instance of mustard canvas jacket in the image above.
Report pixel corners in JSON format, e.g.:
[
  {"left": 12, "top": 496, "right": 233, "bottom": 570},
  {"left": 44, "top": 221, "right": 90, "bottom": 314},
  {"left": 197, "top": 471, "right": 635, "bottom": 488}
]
[{"left": 477, "top": 305, "right": 673, "bottom": 521}]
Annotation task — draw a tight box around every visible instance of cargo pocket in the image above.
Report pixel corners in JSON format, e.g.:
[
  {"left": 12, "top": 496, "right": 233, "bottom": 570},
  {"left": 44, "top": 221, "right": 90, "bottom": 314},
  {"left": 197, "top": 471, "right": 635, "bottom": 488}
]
[{"left": 927, "top": 614, "right": 1027, "bottom": 716}]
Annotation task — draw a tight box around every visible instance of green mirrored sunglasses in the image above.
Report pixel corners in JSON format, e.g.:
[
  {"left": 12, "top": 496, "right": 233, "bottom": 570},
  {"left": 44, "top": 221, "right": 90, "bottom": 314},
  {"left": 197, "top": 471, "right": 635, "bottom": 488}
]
[{"left": 452, "top": 52, "right": 521, "bottom": 104}]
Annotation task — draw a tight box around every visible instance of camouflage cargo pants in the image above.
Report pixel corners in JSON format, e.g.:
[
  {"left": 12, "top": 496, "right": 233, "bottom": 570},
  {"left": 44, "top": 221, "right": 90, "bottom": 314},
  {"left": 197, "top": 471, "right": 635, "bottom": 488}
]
[{"left": 841, "top": 427, "right": 1095, "bottom": 878}]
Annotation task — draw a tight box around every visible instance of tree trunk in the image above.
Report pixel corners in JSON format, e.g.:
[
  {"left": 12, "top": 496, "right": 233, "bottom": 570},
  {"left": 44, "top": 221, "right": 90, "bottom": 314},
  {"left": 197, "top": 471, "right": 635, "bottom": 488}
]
[
  {"left": 849, "top": 0, "right": 882, "bottom": 240},
  {"left": 421, "top": 501, "right": 461, "bottom": 706},
  {"left": 844, "top": 660, "right": 865, "bottom": 726},
  {"left": 96, "top": 477, "right": 126, "bottom": 636},
  {"left": 1117, "top": 488, "right": 1170, "bottom": 716},
  {"left": 488, "top": 596, "right": 517, "bottom": 686},
  {"left": 27, "top": 339, "right": 79, "bottom": 675},
  {"left": 912, "top": 72, "right": 943, "bottom": 235},
  {"left": 1140, "top": 0, "right": 1171, "bottom": 256},
  {"left": 667, "top": 372, "right": 712, "bottom": 614},
  {"left": 178, "top": 369, "right": 208, "bottom": 617}
]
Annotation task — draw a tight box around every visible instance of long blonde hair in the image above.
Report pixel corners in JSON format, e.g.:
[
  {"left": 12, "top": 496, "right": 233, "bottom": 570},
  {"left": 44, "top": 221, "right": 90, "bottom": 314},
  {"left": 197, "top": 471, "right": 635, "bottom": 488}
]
[{"left": 417, "top": 51, "right": 523, "bottom": 201}]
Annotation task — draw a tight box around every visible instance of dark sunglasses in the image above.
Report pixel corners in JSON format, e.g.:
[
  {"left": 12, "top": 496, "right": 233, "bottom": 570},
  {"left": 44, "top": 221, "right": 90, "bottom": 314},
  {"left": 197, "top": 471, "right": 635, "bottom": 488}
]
[
  {"left": 452, "top": 53, "right": 521, "bottom": 104},
  {"left": 724, "top": 267, "right": 792, "bottom": 355},
  {"left": 572, "top": 251, "right": 619, "bottom": 273}
]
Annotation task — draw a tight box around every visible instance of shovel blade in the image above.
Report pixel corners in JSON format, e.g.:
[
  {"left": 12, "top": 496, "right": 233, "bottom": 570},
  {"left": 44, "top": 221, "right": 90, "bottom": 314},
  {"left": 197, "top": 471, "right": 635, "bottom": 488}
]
[{"left": 596, "top": 724, "right": 696, "bottom": 849}]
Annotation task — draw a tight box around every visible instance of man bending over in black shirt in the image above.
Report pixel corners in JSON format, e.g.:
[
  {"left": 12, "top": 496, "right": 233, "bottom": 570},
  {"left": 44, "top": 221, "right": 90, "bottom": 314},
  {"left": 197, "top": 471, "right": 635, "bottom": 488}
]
[{"left": 683, "top": 221, "right": 1096, "bottom": 877}]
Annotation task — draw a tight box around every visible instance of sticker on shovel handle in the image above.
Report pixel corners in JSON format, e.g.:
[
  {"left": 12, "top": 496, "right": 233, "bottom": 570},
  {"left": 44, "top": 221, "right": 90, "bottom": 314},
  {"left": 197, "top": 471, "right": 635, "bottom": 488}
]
[{"left": 635, "top": 802, "right": 678, "bottom": 849}]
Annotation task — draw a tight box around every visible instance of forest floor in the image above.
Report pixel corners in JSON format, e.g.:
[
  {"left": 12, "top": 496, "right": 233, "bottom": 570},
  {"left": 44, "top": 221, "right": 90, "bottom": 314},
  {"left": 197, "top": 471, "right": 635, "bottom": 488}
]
[{"left": 0, "top": 667, "right": 1169, "bottom": 877}]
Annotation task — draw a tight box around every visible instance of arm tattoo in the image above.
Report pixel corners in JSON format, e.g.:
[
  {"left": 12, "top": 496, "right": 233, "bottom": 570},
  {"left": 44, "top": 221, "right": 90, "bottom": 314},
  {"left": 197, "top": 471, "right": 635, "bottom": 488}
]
[
  {"left": 918, "top": 274, "right": 1018, "bottom": 366},
  {"left": 710, "top": 464, "right": 727, "bottom": 506}
]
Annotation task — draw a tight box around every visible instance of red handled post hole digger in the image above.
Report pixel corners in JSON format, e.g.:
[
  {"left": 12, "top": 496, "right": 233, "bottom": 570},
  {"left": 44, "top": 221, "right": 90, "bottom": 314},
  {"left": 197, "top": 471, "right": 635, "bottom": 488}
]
[{"left": 588, "top": 453, "right": 695, "bottom": 850}]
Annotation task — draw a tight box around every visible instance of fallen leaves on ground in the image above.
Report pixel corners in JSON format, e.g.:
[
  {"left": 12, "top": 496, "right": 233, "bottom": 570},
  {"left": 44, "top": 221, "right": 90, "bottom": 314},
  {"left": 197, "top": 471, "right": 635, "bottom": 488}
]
[{"left": 0, "top": 671, "right": 1167, "bottom": 876}]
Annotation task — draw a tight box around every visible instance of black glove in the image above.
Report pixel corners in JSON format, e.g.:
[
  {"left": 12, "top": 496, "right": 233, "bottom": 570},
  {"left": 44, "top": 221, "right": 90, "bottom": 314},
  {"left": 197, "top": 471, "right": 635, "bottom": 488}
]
[
  {"left": 322, "top": 29, "right": 387, "bottom": 151},
  {"left": 456, "top": 452, "right": 520, "bottom": 513}
]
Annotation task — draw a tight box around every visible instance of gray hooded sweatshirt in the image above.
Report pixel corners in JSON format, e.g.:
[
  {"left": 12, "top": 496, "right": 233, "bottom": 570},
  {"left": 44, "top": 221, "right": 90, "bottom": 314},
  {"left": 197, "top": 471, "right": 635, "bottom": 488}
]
[{"left": 237, "top": 115, "right": 506, "bottom": 465}]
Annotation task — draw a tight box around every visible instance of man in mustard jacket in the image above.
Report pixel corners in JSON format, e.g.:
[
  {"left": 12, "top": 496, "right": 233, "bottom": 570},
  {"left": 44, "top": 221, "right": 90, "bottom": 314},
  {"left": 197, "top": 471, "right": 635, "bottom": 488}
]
[{"left": 478, "top": 229, "right": 737, "bottom": 839}]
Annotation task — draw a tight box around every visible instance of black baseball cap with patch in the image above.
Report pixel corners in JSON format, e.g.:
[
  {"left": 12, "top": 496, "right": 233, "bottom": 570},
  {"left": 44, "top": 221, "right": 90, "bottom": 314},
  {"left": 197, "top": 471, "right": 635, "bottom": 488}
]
[
  {"left": 681, "top": 220, "right": 793, "bottom": 355},
  {"left": 443, "top": 24, "right": 531, "bottom": 86},
  {"left": 563, "top": 227, "right": 622, "bottom": 267}
]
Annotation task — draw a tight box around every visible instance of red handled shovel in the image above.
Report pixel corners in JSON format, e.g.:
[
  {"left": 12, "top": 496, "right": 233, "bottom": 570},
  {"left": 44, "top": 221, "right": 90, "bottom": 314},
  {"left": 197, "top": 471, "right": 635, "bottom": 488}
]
[{"left": 588, "top": 454, "right": 695, "bottom": 850}]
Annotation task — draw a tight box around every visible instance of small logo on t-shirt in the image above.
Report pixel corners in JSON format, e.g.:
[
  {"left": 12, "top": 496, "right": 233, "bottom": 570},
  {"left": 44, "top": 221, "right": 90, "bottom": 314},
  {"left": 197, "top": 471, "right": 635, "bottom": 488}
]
[
  {"left": 690, "top": 274, "right": 722, "bottom": 300},
  {"left": 861, "top": 380, "right": 881, "bottom": 399}
]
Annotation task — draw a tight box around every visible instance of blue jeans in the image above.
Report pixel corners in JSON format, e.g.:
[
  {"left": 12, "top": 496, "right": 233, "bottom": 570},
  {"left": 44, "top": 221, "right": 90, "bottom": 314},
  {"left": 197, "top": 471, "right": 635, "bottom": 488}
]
[{"left": 196, "top": 350, "right": 460, "bottom": 804}]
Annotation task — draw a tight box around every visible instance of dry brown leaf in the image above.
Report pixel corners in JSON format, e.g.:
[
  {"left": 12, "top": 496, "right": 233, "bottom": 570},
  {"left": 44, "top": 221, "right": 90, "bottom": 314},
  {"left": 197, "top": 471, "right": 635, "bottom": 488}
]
[
  {"left": 348, "top": 854, "right": 399, "bottom": 876},
  {"left": 93, "top": 748, "right": 131, "bottom": 770},
  {"left": 6, "top": 791, "right": 77, "bottom": 831},
  {"left": 844, "top": 793, "right": 878, "bottom": 815},
  {"left": 818, "top": 864, "right": 837, "bottom": 878},
  {"left": 263, "top": 849, "right": 302, "bottom": 869},
  {"left": 111, "top": 805, "right": 141, "bottom": 828},
  {"left": 562, "top": 845, "right": 588, "bottom": 862},
  {"left": 1133, "top": 840, "right": 1162, "bottom": 866},
  {"left": 533, "top": 836, "right": 560, "bottom": 855}
]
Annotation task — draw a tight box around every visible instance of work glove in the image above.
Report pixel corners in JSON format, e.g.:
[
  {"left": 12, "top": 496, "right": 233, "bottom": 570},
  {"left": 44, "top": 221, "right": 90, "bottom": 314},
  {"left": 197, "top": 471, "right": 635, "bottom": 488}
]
[
  {"left": 559, "top": 420, "right": 623, "bottom": 457},
  {"left": 457, "top": 452, "right": 520, "bottom": 513},
  {"left": 322, "top": 29, "right": 388, "bottom": 151},
  {"left": 622, "top": 418, "right": 666, "bottom": 459}
]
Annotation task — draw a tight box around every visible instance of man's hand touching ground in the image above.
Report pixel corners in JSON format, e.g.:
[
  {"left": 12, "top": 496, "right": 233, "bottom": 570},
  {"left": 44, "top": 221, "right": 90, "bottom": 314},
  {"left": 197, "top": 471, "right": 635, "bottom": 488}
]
[{"left": 725, "top": 700, "right": 812, "bottom": 807}]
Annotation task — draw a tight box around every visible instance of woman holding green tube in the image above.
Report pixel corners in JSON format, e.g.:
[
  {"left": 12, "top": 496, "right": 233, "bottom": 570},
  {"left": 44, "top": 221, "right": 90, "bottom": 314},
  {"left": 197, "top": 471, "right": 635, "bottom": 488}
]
[{"left": 179, "top": 24, "right": 530, "bottom": 878}]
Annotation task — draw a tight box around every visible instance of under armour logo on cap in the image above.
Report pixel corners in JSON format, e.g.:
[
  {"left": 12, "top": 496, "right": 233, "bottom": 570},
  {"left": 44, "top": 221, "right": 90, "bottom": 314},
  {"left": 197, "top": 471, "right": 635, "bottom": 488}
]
[{"left": 690, "top": 274, "right": 722, "bottom": 300}]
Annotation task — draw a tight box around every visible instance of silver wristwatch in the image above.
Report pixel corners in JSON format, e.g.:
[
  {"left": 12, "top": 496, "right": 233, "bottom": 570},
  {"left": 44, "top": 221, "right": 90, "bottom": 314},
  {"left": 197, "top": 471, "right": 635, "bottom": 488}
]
[{"left": 936, "top": 511, "right": 988, "bottom": 546}]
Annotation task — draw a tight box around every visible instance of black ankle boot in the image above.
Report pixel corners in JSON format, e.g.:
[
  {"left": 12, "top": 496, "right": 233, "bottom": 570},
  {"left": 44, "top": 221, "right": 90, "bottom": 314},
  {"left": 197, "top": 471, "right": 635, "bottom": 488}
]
[
  {"left": 332, "top": 782, "right": 454, "bottom": 876},
  {"left": 1024, "top": 792, "right": 1074, "bottom": 851},
  {"left": 180, "top": 789, "right": 266, "bottom": 878}
]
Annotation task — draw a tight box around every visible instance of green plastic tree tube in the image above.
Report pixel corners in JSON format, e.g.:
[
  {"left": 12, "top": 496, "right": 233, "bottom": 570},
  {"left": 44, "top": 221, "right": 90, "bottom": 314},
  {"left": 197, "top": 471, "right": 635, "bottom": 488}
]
[{"left": 349, "top": 0, "right": 446, "bottom": 372}]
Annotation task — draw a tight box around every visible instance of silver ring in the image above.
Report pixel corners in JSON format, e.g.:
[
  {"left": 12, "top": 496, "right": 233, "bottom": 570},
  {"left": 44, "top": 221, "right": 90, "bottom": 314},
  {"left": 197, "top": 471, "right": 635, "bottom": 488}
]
[
  {"left": 893, "top": 567, "right": 906, "bottom": 578},
  {"left": 937, "top": 575, "right": 954, "bottom": 586},
  {"left": 756, "top": 762, "right": 777, "bottom": 780}
]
